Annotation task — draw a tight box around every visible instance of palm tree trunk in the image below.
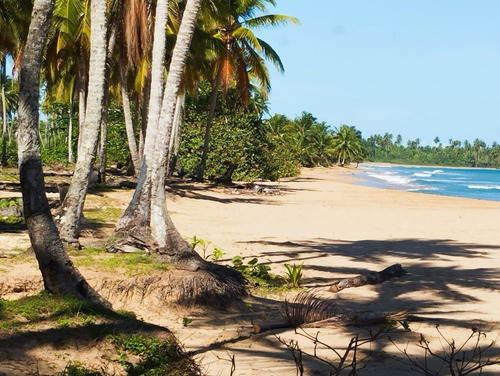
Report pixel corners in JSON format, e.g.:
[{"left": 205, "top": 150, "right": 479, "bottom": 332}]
[
  {"left": 139, "top": 78, "right": 150, "bottom": 157},
  {"left": 116, "top": 0, "right": 203, "bottom": 263},
  {"left": 77, "top": 43, "right": 87, "bottom": 156},
  {"left": 166, "top": 92, "right": 185, "bottom": 176},
  {"left": 1, "top": 81, "right": 7, "bottom": 166},
  {"left": 68, "top": 99, "right": 74, "bottom": 163},
  {"left": 119, "top": 57, "right": 140, "bottom": 174},
  {"left": 60, "top": 0, "right": 108, "bottom": 244},
  {"left": 196, "top": 71, "right": 221, "bottom": 181},
  {"left": 114, "top": 0, "right": 170, "bottom": 236},
  {"left": 1, "top": 56, "right": 7, "bottom": 166},
  {"left": 149, "top": 0, "right": 202, "bottom": 253},
  {"left": 17, "top": 0, "right": 108, "bottom": 306},
  {"left": 98, "top": 26, "right": 117, "bottom": 184}
]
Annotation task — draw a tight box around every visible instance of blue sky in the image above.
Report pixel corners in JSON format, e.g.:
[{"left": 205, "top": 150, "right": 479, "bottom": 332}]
[{"left": 257, "top": 0, "right": 500, "bottom": 146}]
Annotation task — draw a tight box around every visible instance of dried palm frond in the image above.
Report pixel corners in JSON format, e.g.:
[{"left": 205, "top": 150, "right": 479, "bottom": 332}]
[
  {"left": 280, "top": 290, "right": 410, "bottom": 329},
  {"left": 281, "top": 290, "right": 341, "bottom": 328}
]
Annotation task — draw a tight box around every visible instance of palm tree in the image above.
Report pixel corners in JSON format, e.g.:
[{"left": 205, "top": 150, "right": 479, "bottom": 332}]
[
  {"left": 332, "top": 125, "right": 364, "bottom": 166},
  {"left": 195, "top": 0, "right": 298, "bottom": 180},
  {"left": 303, "top": 122, "right": 336, "bottom": 167},
  {"left": 59, "top": 0, "right": 110, "bottom": 245},
  {"left": 1, "top": 0, "right": 32, "bottom": 165},
  {"left": 17, "top": 0, "right": 107, "bottom": 306}
]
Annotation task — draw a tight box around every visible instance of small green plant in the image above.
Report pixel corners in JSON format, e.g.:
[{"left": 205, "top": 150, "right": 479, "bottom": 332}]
[
  {"left": 0, "top": 197, "right": 22, "bottom": 209},
  {"left": 182, "top": 317, "right": 193, "bottom": 326},
  {"left": 189, "top": 235, "right": 224, "bottom": 262},
  {"left": 231, "top": 256, "right": 271, "bottom": 279},
  {"left": 189, "top": 235, "right": 210, "bottom": 258},
  {"left": 209, "top": 247, "right": 224, "bottom": 262},
  {"left": 284, "top": 262, "right": 304, "bottom": 288},
  {"left": 0, "top": 215, "right": 24, "bottom": 225}
]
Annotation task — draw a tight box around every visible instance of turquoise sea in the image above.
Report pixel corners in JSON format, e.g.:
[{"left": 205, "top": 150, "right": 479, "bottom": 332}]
[{"left": 357, "top": 164, "right": 500, "bottom": 202}]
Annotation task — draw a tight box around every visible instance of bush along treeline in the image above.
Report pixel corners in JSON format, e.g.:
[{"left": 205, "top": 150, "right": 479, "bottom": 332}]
[
  {"left": 2, "top": 83, "right": 367, "bottom": 181},
  {"left": 365, "top": 133, "right": 500, "bottom": 168}
]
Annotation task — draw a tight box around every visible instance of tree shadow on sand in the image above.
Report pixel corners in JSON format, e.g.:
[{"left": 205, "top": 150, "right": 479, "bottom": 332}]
[
  {"left": 243, "top": 238, "right": 500, "bottom": 327},
  {"left": 188, "top": 237, "right": 500, "bottom": 375}
]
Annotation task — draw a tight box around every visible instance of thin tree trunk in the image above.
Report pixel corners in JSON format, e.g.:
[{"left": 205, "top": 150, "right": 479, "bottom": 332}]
[
  {"left": 139, "top": 78, "right": 150, "bottom": 156},
  {"left": 98, "top": 27, "right": 117, "bottom": 184},
  {"left": 68, "top": 101, "right": 74, "bottom": 163},
  {"left": 17, "top": 0, "right": 108, "bottom": 307},
  {"left": 60, "top": 0, "right": 108, "bottom": 244},
  {"left": 1, "top": 56, "right": 7, "bottom": 166},
  {"left": 196, "top": 72, "right": 221, "bottom": 181},
  {"left": 166, "top": 92, "right": 185, "bottom": 176},
  {"left": 77, "top": 43, "right": 87, "bottom": 156},
  {"left": 119, "top": 59, "right": 140, "bottom": 173},
  {"left": 1, "top": 83, "right": 7, "bottom": 166}
]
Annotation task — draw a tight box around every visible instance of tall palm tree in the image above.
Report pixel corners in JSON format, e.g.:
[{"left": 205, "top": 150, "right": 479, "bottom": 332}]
[
  {"left": 195, "top": 0, "right": 298, "bottom": 180},
  {"left": 1, "top": 0, "right": 32, "bottom": 165},
  {"left": 59, "top": 0, "right": 110, "bottom": 245},
  {"left": 17, "top": 0, "right": 107, "bottom": 306},
  {"left": 332, "top": 125, "right": 364, "bottom": 166}
]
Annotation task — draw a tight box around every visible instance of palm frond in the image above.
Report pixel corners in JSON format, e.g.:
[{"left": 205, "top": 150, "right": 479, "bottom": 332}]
[{"left": 243, "top": 14, "right": 299, "bottom": 29}]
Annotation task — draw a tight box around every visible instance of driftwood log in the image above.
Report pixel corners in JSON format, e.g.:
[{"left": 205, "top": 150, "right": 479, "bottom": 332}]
[{"left": 329, "top": 263, "right": 406, "bottom": 292}]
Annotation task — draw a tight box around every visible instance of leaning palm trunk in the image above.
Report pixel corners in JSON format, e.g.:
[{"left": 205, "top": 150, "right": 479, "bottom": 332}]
[
  {"left": 17, "top": 0, "right": 108, "bottom": 307},
  {"left": 115, "top": 0, "right": 246, "bottom": 301},
  {"left": 113, "top": 0, "right": 170, "bottom": 238},
  {"left": 59, "top": 0, "right": 108, "bottom": 244},
  {"left": 116, "top": 0, "right": 208, "bottom": 264}
]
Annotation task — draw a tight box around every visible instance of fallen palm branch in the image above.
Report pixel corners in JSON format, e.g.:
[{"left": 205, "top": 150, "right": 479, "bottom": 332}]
[
  {"left": 252, "top": 290, "right": 410, "bottom": 333},
  {"left": 328, "top": 263, "right": 407, "bottom": 292}
]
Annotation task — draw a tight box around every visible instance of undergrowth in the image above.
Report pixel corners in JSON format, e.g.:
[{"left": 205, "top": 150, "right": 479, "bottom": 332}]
[
  {"left": 0, "top": 291, "right": 107, "bottom": 331},
  {"left": 69, "top": 248, "right": 169, "bottom": 276},
  {"left": 0, "top": 293, "right": 200, "bottom": 375}
]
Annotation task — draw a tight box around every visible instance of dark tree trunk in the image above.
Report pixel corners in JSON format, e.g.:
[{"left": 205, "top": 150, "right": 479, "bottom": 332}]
[
  {"left": 196, "top": 72, "right": 221, "bottom": 181},
  {"left": 17, "top": 0, "right": 109, "bottom": 307}
]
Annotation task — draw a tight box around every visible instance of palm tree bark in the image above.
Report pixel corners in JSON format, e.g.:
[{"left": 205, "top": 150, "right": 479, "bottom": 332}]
[
  {"left": 114, "top": 0, "right": 170, "bottom": 236},
  {"left": 97, "top": 26, "right": 117, "bottom": 184},
  {"left": 1, "top": 64, "right": 7, "bottom": 166},
  {"left": 195, "top": 71, "right": 221, "bottom": 181},
  {"left": 60, "top": 0, "right": 108, "bottom": 244},
  {"left": 17, "top": 0, "right": 108, "bottom": 306},
  {"left": 119, "top": 56, "right": 140, "bottom": 174},
  {"left": 116, "top": 0, "right": 203, "bottom": 263},
  {"left": 67, "top": 101, "right": 74, "bottom": 163},
  {"left": 77, "top": 43, "right": 87, "bottom": 154}
]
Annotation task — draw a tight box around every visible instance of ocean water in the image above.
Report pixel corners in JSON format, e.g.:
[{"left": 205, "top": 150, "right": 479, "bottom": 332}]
[{"left": 357, "top": 164, "right": 500, "bottom": 202}]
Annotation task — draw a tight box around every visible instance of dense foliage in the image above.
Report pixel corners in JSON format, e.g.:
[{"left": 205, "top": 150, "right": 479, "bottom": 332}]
[{"left": 365, "top": 133, "right": 500, "bottom": 168}]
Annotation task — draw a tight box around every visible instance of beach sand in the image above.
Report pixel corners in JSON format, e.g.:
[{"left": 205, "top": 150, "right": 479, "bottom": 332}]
[
  {"left": 161, "top": 166, "right": 500, "bottom": 375},
  {"left": 1, "top": 166, "right": 499, "bottom": 375}
]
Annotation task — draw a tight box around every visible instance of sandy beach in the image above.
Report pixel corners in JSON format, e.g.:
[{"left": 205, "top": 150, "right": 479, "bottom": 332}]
[
  {"left": 1, "top": 166, "right": 499, "bottom": 375},
  {"left": 158, "top": 166, "right": 500, "bottom": 375}
]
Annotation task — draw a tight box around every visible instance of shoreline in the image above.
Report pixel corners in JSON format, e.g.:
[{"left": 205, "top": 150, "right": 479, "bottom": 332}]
[{"left": 355, "top": 163, "right": 500, "bottom": 203}]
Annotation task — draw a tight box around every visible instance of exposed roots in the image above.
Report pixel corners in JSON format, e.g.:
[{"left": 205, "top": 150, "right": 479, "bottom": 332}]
[{"left": 97, "top": 264, "right": 247, "bottom": 309}]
